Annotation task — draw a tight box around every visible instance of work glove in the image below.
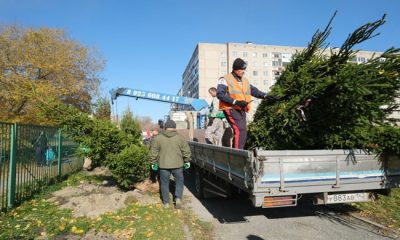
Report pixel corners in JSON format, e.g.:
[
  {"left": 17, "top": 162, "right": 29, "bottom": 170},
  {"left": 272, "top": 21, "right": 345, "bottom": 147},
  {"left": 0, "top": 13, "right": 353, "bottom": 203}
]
[
  {"left": 151, "top": 163, "right": 158, "bottom": 171},
  {"left": 183, "top": 162, "right": 191, "bottom": 169},
  {"left": 234, "top": 100, "right": 248, "bottom": 108}
]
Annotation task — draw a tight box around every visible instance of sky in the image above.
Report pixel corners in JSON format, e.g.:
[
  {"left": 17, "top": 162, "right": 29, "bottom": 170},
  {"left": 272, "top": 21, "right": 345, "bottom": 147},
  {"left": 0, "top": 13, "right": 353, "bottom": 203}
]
[{"left": 1, "top": 0, "right": 400, "bottom": 122}]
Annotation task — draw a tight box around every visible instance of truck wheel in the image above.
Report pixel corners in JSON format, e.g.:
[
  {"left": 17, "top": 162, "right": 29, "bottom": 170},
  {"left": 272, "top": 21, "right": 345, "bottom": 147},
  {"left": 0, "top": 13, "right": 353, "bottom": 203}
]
[{"left": 194, "top": 167, "right": 205, "bottom": 199}]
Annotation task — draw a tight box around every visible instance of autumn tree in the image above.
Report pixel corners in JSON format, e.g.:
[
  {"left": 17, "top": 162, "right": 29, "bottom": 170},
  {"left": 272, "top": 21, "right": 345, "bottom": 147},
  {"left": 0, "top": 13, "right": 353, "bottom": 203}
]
[
  {"left": 0, "top": 25, "right": 104, "bottom": 124},
  {"left": 136, "top": 116, "right": 159, "bottom": 131}
]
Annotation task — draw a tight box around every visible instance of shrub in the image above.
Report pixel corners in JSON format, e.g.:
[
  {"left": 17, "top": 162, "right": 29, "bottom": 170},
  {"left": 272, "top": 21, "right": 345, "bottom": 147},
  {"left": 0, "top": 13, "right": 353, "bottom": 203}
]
[
  {"left": 107, "top": 144, "right": 150, "bottom": 189},
  {"left": 41, "top": 101, "right": 151, "bottom": 188},
  {"left": 44, "top": 102, "right": 127, "bottom": 167},
  {"left": 120, "top": 108, "right": 142, "bottom": 146}
]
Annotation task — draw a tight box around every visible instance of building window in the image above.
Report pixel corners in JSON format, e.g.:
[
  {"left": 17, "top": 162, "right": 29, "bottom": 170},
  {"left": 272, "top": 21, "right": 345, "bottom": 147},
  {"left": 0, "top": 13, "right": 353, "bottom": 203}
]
[
  {"left": 263, "top": 80, "right": 268, "bottom": 86},
  {"left": 254, "top": 80, "right": 259, "bottom": 85},
  {"left": 252, "top": 52, "right": 257, "bottom": 58},
  {"left": 272, "top": 53, "right": 281, "bottom": 58},
  {"left": 232, "top": 51, "right": 237, "bottom": 57},
  {"left": 221, "top": 52, "right": 226, "bottom": 58},
  {"left": 263, "top": 71, "right": 268, "bottom": 76},
  {"left": 243, "top": 52, "right": 248, "bottom": 57},
  {"left": 272, "top": 61, "right": 282, "bottom": 67},
  {"left": 263, "top": 53, "right": 268, "bottom": 58},
  {"left": 281, "top": 53, "right": 292, "bottom": 59},
  {"left": 253, "top": 62, "right": 259, "bottom": 67},
  {"left": 357, "top": 57, "right": 366, "bottom": 63},
  {"left": 264, "top": 62, "right": 268, "bottom": 67},
  {"left": 221, "top": 61, "right": 227, "bottom": 67},
  {"left": 253, "top": 71, "right": 258, "bottom": 76}
]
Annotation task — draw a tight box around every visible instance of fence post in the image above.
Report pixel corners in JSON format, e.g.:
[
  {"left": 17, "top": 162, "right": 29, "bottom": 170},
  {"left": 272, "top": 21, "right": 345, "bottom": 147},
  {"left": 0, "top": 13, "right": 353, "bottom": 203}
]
[
  {"left": 57, "top": 130, "right": 62, "bottom": 178},
  {"left": 7, "top": 123, "right": 17, "bottom": 209}
]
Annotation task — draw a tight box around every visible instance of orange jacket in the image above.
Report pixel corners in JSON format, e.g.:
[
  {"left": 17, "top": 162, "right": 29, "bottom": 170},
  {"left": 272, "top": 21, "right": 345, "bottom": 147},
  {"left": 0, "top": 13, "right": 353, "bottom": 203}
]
[{"left": 219, "top": 73, "right": 252, "bottom": 112}]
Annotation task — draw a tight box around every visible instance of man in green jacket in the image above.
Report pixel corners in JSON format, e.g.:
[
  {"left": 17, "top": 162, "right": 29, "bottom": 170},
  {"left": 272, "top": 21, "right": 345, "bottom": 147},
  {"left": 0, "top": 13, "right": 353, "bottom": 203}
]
[{"left": 150, "top": 119, "right": 191, "bottom": 209}]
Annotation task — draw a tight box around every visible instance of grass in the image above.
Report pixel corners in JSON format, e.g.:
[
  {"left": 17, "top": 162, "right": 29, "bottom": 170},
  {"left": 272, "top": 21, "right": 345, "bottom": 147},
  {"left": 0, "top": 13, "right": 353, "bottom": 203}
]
[
  {"left": 352, "top": 189, "right": 400, "bottom": 232},
  {"left": 0, "top": 171, "right": 214, "bottom": 239},
  {"left": 179, "top": 207, "right": 214, "bottom": 240}
]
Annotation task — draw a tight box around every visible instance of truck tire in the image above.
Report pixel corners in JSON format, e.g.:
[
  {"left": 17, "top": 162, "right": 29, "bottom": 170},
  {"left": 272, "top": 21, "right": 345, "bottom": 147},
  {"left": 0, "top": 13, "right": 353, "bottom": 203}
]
[{"left": 194, "top": 166, "right": 205, "bottom": 199}]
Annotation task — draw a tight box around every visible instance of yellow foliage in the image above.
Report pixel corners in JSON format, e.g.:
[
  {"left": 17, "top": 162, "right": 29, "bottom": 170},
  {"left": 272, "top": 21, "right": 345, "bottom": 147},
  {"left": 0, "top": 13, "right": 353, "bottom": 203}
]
[
  {"left": 114, "top": 229, "right": 136, "bottom": 239},
  {"left": 0, "top": 25, "right": 104, "bottom": 124},
  {"left": 71, "top": 226, "right": 84, "bottom": 234},
  {"left": 59, "top": 224, "right": 65, "bottom": 231},
  {"left": 145, "top": 231, "right": 154, "bottom": 237}
]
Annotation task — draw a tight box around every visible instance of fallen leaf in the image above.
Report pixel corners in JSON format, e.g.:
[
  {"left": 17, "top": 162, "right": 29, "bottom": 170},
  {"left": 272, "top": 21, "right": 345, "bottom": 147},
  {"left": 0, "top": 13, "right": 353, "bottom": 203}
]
[
  {"left": 71, "top": 226, "right": 84, "bottom": 234},
  {"left": 59, "top": 224, "right": 65, "bottom": 231},
  {"left": 23, "top": 224, "right": 30, "bottom": 231}
]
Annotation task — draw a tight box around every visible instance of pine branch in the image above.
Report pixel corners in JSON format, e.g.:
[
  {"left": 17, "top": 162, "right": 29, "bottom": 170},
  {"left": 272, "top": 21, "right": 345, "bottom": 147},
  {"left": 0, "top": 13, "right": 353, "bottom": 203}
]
[
  {"left": 285, "top": 11, "right": 337, "bottom": 73},
  {"left": 329, "top": 14, "right": 386, "bottom": 70}
]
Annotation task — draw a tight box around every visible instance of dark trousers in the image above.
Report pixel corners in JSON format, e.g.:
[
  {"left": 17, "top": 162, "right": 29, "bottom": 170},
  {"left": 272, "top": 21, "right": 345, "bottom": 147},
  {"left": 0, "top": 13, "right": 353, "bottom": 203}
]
[
  {"left": 159, "top": 168, "right": 184, "bottom": 204},
  {"left": 223, "top": 109, "right": 247, "bottom": 149}
]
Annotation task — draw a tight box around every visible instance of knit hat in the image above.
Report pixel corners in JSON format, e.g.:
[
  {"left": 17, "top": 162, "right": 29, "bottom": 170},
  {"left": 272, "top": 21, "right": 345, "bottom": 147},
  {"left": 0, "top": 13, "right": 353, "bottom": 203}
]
[
  {"left": 232, "top": 58, "right": 247, "bottom": 70},
  {"left": 164, "top": 119, "right": 176, "bottom": 129}
]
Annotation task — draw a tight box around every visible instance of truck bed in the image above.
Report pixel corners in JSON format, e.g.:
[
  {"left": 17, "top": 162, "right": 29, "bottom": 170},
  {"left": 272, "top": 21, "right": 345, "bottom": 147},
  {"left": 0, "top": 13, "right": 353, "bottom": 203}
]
[{"left": 189, "top": 142, "right": 400, "bottom": 207}]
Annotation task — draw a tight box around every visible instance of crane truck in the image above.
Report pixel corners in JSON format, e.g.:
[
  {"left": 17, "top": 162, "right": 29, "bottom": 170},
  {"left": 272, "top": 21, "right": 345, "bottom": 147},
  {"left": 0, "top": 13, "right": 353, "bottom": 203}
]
[
  {"left": 110, "top": 87, "right": 400, "bottom": 208},
  {"left": 109, "top": 87, "right": 208, "bottom": 111}
]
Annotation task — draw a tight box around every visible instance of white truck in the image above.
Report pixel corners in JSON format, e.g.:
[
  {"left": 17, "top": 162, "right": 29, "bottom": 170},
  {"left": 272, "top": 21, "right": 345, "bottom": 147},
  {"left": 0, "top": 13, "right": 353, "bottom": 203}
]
[{"left": 189, "top": 142, "right": 400, "bottom": 208}]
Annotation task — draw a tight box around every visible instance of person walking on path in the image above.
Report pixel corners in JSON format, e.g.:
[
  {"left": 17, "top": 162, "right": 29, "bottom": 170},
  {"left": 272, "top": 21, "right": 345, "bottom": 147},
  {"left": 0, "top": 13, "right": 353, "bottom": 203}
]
[
  {"left": 150, "top": 120, "right": 191, "bottom": 209},
  {"left": 205, "top": 87, "right": 225, "bottom": 146},
  {"left": 217, "top": 58, "right": 279, "bottom": 149}
]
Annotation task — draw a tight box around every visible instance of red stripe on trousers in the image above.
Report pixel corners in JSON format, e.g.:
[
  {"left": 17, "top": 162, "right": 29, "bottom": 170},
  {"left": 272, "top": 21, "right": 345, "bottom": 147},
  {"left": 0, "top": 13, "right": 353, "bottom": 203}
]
[{"left": 225, "top": 109, "right": 240, "bottom": 149}]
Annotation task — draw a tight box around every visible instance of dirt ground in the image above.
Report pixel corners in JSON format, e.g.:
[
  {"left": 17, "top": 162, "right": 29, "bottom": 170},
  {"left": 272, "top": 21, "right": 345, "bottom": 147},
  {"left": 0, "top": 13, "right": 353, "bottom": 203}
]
[
  {"left": 45, "top": 168, "right": 161, "bottom": 239},
  {"left": 48, "top": 168, "right": 159, "bottom": 218}
]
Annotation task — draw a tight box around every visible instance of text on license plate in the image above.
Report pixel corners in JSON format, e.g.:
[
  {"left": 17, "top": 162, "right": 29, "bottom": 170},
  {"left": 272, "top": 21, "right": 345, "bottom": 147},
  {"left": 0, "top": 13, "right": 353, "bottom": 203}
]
[{"left": 327, "top": 192, "right": 371, "bottom": 204}]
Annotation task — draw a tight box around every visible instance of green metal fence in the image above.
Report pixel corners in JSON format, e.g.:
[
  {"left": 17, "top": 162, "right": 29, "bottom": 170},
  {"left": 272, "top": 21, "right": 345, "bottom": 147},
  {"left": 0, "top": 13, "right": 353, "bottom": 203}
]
[{"left": 0, "top": 122, "right": 82, "bottom": 211}]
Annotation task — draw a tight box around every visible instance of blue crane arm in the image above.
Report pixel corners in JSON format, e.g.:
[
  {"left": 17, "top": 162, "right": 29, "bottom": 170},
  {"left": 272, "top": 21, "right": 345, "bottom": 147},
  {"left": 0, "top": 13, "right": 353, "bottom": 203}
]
[{"left": 109, "top": 87, "right": 209, "bottom": 111}]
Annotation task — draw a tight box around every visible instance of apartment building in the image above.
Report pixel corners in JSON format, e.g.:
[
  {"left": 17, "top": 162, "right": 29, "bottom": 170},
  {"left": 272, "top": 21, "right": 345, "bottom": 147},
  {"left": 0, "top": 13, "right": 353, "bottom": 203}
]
[{"left": 180, "top": 42, "right": 385, "bottom": 121}]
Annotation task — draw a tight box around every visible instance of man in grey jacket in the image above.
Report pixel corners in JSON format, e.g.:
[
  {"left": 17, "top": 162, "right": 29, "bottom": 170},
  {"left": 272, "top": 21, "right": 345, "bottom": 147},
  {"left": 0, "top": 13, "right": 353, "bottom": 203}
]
[
  {"left": 150, "top": 120, "right": 191, "bottom": 209},
  {"left": 205, "top": 87, "right": 225, "bottom": 146}
]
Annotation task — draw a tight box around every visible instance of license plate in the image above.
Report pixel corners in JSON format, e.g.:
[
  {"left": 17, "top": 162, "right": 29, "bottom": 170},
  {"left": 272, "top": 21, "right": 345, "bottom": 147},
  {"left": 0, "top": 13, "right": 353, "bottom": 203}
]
[{"left": 326, "top": 192, "right": 371, "bottom": 204}]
